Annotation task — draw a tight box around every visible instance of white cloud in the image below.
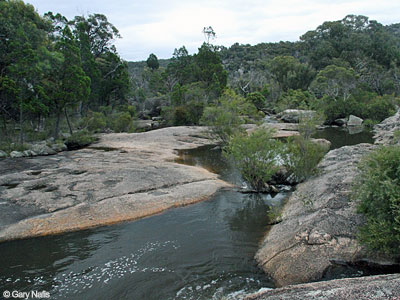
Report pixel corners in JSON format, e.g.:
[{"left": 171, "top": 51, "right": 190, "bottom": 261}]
[{"left": 27, "top": 0, "right": 400, "bottom": 61}]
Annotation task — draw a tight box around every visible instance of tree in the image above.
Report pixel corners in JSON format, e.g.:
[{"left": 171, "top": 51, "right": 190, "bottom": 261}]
[
  {"left": 45, "top": 25, "right": 90, "bottom": 138},
  {"left": 225, "top": 128, "right": 283, "bottom": 191},
  {"left": 193, "top": 43, "right": 227, "bottom": 96},
  {"left": 268, "top": 56, "right": 315, "bottom": 92},
  {"left": 203, "top": 26, "right": 216, "bottom": 45},
  {"left": 310, "top": 64, "right": 358, "bottom": 101},
  {"left": 0, "top": 0, "right": 51, "bottom": 143},
  {"left": 146, "top": 53, "right": 159, "bottom": 70},
  {"left": 71, "top": 14, "right": 129, "bottom": 111}
]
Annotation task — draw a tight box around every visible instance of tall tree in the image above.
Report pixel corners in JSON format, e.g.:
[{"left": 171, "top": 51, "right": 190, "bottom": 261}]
[
  {"left": 146, "top": 53, "right": 159, "bottom": 70},
  {"left": 45, "top": 25, "right": 90, "bottom": 138}
]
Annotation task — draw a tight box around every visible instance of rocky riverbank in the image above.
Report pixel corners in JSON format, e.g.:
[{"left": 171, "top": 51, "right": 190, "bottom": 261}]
[
  {"left": 0, "top": 126, "right": 230, "bottom": 242},
  {"left": 251, "top": 111, "right": 400, "bottom": 295},
  {"left": 245, "top": 273, "right": 400, "bottom": 300}
]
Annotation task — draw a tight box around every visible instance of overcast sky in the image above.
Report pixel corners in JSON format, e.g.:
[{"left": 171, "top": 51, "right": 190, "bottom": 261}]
[{"left": 27, "top": 0, "right": 400, "bottom": 62}]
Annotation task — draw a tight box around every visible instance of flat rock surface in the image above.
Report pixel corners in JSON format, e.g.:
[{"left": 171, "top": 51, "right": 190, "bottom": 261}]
[
  {"left": 254, "top": 143, "right": 400, "bottom": 286},
  {"left": 245, "top": 274, "right": 400, "bottom": 300},
  {"left": 0, "top": 126, "right": 230, "bottom": 242}
]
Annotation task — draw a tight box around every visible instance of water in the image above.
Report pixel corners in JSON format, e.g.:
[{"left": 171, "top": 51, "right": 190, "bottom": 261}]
[
  {"left": 0, "top": 126, "right": 376, "bottom": 299},
  {"left": 313, "top": 127, "right": 374, "bottom": 150},
  {"left": 0, "top": 146, "right": 281, "bottom": 300}
]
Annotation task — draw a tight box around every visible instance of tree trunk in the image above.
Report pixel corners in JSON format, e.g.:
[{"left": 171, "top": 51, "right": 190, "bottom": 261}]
[
  {"left": 19, "top": 102, "right": 24, "bottom": 145},
  {"left": 54, "top": 111, "right": 61, "bottom": 140},
  {"left": 64, "top": 107, "right": 73, "bottom": 135}
]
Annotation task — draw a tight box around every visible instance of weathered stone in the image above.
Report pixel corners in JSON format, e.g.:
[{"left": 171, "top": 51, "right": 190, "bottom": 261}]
[
  {"left": 0, "top": 150, "right": 7, "bottom": 158},
  {"left": 10, "top": 151, "right": 25, "bottom": 158},
  {"left": 50, "top": 143, "right": 68, "bottom": 152},
  {"left": 374, "top": 109, "right": 400, "bottom": 145},
  {"left": 278, "top": 110, "right": 317, "bottom": 123},
  {"left": 334, "top": 118, "right": 347, "bottom": 126},
  {"left": 31, "top": 144, "right": 57, "bottom": 155},
  {"left": 347, "top": 115, "right": 363, "bottom": 126},
  {"left": 0, "top": 126, "right": 230, "bottom": 242},
  {"left": 22, "top": 150, "right": 36, "bottom": 157},
  {"left": 245, "top": 274, "right": 400, "bottom": 300},
  {"left": 245, "top": 124, "right": 300, "bottom": 138},
  {"left": 255, "top": 143, "right": 399, "bottom": 286}
]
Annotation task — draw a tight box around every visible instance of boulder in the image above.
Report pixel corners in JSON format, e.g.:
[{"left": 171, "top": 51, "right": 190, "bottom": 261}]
[
  {"left": 31, "top": 144, "right": 57, "bottom": 155},
  {"left": 10, "top": 151, "right": 25, "bottom": 158},
  {"left": 0, "top": 150, "right": 7, "bottom": 158},
  {"left": 245, "top": 274, "right": 400, "bottom": 300},
  {"left": 22, "top": 150, "right": 36, "bottom": 157},
  {"left": 278, "top": 110, "right": 317, "bottom": 123},
  {"left": 50, "top": 143, "right": 68, "bottom": 152},
  {"left": 255, "top": 143, "right": 399, "bottom": 286},
  {"left": 334, "top": 118, "right": 347, "bottom": 127},
  {"left": 374, "top": 109, "right": 400, "bottom": 145},
  {"left": 347, "top": 115, "right": 363, "bottom": 126}
]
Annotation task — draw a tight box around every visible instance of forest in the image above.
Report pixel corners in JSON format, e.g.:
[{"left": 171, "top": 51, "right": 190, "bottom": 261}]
[{"left": 1, "top": 0, "right": 400, "bottom": 151}]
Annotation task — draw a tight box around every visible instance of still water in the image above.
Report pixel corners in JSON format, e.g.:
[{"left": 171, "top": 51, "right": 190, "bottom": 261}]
[
  {"left": 0, "top": 127, "right": 374, "bottom": 299},
  {"left": 0, "top": 146, "right": 283, "bottom": 300}
]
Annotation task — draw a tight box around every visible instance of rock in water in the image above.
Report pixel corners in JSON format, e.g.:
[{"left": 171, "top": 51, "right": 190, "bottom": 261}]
[{"left": 347, "top": 115, "right": 363, "bottom": 126}]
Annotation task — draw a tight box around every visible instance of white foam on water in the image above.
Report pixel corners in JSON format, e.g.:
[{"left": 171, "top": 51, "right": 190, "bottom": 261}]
[{"left": 0, "top": 240, "right": 179, "bottom": 299}]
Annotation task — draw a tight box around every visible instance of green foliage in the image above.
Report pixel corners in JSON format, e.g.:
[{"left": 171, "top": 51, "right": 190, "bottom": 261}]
[
  {"left": 297, "top": 112, "right": 326, "bottom": 139},
  {"left": 275, "top": 89, "right": 316, "bottom": 112},
  {"left": 0, "top": 142, "right": 29, "bottom": 154},
  {"left": 200, "top": 89, "right": 260, "bottom": 144},
  {"left": 224, "top": 129, "right": 284, "bottom": 191},
  {"left": 268, "top": 56, "right": 316, "bottom": 92},
  {"left": 84, "top": 111, "right": 107, "bottom": 132},
  {"left": 284, "top": 136, "right": 326, "bottom": 182},
  {"left": 65, "top": 130, "right": 97, "bottom": 150},
  {"left": 352, "top": 145, "right": 400, "bottom": 256},
  {"left": 146, "top": 53, "right": 159, "bottom": 70},
  {"left": 110, "top": 111, "right": 134, "bottom": 133},
  {"left": 246, "top": 92, "right": 266, "bottom": 110},
  {"left": 310, "top": 65, "right": 358, "bottom": 101}
]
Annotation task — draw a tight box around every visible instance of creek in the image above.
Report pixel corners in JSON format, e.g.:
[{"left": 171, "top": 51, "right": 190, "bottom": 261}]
[{"left": 0, "top": 127, "right": 373, "bottom": 299}]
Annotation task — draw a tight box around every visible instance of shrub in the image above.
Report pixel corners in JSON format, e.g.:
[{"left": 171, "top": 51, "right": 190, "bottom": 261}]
[
  {"left": 274, "top": 89, "right": 315, "bottom": 113},
  {"left": 84, "top": 111, "right": 107, "bottom": 133},
  {"left": 297, "top": 112, "right": 325, "bottom": 139},
  {"left": 65, "top": 130, "right": 97, "bottom": 150},
  {"left": 224, "top": 129, "right": 284, "bottom": 191},
  {"left": 110, "top": 111, "right": 134, "bottom": 133},
  {"left": 200, "top": 89, "right": 260, "bottom": 144},
  {"left": 352, "top": 145, "right": 400, "bottom": 256},
  {"left": 246, "top": 92, "right": 266, "bottom": 111},
  {"left": 284, "top": 135, "right": 326, "bottom": 182},
  {"left": 173, "top": 106, "right": 191, "bottom": 126}
]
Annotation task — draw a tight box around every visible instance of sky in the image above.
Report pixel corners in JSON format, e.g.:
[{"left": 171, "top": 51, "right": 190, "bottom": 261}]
[{"left": 26, "top": 0, "right": 400, "bottom": 62}]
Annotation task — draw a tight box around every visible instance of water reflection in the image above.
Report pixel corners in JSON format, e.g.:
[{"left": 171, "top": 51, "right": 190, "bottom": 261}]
[{"left": 313, "top": 127, "right": 374, "bottom": 149}]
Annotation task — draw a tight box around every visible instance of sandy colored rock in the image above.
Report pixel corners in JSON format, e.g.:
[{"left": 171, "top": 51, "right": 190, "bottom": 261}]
[{"left": 0, "top": 126, "right": 230, "bottom": 242}]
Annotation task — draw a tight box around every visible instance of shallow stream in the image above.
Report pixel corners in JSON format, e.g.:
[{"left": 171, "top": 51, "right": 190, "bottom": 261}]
[{"left": 0, "top": 127, "right": 374, "bottom": 299}]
